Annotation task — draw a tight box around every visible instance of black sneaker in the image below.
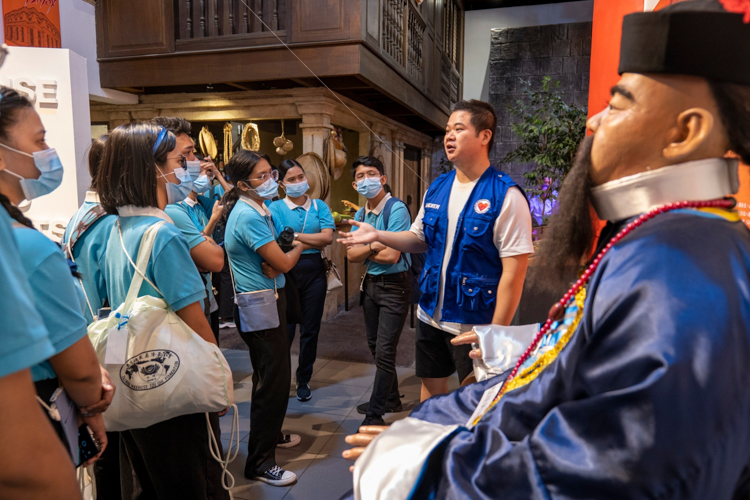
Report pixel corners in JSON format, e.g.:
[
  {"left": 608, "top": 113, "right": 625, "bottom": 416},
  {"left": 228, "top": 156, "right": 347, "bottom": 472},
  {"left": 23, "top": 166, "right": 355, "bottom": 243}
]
[
  {"left": 253, "top": 465, "right": 297, "bottom": 486},
  {"left": 277, "top": 433, "right": 301, "bottom": 449},
  {"left": 356, "top": 400, "right": 403, "bottom": 415},
  {"left": 361, "top": 415, "right": 386, "bottom": 427},
  {"left": 296, "top": 383, "right": 312, "bottom": 402}
]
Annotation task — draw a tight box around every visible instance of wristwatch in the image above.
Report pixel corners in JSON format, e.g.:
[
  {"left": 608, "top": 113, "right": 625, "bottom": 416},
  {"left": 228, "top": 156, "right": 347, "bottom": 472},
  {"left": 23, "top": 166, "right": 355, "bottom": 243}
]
[{"left": 294, "top": 232, "right": 299, "bottom": 240}]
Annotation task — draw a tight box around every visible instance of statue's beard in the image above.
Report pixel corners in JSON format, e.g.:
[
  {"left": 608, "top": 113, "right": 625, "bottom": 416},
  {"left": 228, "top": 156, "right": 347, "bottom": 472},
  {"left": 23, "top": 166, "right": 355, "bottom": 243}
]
[{"left": 531, "top": 136, "right": 595, "bottom": 291}]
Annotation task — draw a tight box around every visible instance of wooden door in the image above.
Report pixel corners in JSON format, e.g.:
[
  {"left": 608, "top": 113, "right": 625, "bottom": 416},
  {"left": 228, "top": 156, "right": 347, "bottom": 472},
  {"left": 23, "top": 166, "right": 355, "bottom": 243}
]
[{"left": 402, "top": 146, "right": 422, "bottom": 221}]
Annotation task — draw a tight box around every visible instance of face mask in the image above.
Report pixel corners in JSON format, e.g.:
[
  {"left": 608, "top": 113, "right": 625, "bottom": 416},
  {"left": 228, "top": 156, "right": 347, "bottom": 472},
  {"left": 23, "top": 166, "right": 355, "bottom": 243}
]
[
  {"left": 284, "top": 179, "right": 309, "bottom": 198},
  {"left": 0, "top": 145, "right": 63, "bottom": 200},
  {"left": 160, "top": 166, "right": 193, "bottom": 204},
  {"left": 356, "top": 177, "right": 383, "bottom": 199},
  {"left": 185, "top": 159, "right": 211, "bottom": 194},
  {"left": 253, "top": 176, "right": 279, "bottom": 200}
]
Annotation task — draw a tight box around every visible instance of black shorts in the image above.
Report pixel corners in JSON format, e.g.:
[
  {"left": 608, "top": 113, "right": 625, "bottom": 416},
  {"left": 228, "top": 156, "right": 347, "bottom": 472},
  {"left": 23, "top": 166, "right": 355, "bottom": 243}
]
[{"left": 415, "top": 320, "right": 474, "bottom": 381}]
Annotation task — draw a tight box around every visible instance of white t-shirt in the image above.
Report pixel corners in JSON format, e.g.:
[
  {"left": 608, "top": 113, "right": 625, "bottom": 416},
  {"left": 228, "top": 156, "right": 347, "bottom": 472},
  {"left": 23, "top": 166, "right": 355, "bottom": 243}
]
[{"left": 410, "top": 177, "right": 533, "bottom": 335}]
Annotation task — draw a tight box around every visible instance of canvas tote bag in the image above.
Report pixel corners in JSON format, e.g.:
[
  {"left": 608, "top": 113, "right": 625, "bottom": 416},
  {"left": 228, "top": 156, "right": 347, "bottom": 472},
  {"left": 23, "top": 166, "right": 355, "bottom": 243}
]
[{"left": 88, "top": 221, "right": 234, "bottom": 431}]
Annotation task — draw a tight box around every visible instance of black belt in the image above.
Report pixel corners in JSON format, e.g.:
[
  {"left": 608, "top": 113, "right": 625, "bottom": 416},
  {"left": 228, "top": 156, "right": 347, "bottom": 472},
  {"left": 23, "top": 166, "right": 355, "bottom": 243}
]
[{"left": 365, "top": 271, "right": 408, "bottom": 283}]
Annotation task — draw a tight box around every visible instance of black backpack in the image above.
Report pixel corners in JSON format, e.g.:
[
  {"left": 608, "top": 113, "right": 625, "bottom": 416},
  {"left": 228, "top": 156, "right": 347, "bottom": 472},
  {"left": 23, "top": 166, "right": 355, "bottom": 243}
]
[{"left": 357, "top": 197, "right": 425, "bottom": 304}]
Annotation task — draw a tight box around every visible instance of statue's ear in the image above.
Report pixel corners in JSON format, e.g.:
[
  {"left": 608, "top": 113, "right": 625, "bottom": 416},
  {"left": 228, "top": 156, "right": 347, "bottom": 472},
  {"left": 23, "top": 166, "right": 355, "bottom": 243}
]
[{"left": 662, "top": 107, "right": 716, "bottom": 161}]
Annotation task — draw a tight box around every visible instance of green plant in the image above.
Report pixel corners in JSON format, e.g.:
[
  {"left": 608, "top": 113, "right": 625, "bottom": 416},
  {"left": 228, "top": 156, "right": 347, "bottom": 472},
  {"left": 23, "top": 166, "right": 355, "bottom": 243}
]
[{"left": 504, "top": 76, "right": 588, "bottom": 224}]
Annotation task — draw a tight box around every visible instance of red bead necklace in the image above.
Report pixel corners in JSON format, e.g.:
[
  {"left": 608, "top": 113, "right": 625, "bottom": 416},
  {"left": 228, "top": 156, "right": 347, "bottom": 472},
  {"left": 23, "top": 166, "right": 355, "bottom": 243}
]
[{"left": 488, "top": 198, "right": 736, "bottom": 408}]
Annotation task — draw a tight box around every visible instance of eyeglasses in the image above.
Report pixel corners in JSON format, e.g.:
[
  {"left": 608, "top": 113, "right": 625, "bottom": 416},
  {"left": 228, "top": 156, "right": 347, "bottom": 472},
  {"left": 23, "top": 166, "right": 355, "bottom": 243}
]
[
  {"left": 247, "top": 170, "right": 279, "bottom": 183},
  {"left": 167, "top": 155, "right": 187, "bottom": 169},
  {"left": 354, "top": 170, "right": 382, "bottom": 181}
]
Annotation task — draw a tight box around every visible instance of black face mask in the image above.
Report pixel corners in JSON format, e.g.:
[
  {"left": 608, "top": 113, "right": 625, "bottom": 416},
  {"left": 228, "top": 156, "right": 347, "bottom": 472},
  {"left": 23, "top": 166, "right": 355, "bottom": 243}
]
[{"left": 530, "top": 136, "right": 595, "bottom": 292}]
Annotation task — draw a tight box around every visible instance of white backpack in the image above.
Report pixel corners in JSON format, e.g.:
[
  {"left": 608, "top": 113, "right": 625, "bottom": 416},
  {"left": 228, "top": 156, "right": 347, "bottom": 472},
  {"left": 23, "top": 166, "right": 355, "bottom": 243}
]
[{"left": 88, "top": 221, "right": 234, "bottom": 431}]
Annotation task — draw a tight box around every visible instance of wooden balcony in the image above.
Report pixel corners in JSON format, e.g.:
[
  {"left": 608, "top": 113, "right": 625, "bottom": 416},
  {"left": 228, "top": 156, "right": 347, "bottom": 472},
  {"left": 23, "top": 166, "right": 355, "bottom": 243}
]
[{"left": 95, "top": 0, "right": 464, "bottom": 132}]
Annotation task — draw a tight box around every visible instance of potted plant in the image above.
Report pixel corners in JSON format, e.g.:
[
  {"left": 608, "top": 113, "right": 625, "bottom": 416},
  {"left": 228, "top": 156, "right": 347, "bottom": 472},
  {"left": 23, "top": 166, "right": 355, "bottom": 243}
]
[{"left": 503, "top": 76, "right": 588, "bottom": 241}]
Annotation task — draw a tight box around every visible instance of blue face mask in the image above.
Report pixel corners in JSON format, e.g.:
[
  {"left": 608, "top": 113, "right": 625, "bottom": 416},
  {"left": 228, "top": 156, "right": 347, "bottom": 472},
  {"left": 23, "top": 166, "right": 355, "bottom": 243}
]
[
  {"left": 284, "top": 179, "right": 309, "bottom": 198},
  {"left": 253, "top": 176, "right": 279, "bottom": 200},
  {"left": 356, "top": 177, "right": 383, "bottom": 199},
  {"left": 185, "top": 160, "right": 211, "bottom": 193},
  {"left": 0, "top": 145, "right": 63, "bottom": 200},
  {"left": 160, "top": 166, "right": 193, "bottom": 204}
]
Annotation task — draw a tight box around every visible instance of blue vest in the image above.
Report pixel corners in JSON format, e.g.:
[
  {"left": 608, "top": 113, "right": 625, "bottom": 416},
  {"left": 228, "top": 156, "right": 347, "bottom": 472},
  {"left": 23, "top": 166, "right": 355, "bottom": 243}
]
[{"left": 420, "top": 166, "right": 524, "bottom": 324}]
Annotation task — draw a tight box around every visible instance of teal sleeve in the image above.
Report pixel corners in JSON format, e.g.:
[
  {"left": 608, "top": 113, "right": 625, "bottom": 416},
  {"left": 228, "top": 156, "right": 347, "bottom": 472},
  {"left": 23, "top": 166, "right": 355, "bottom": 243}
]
[
  {"left": 197, "top": 194, "right": 215, "bottom": 219},
  {"left": 28, "top": 251, "right": 88, "bottom": 355},
  {"left": 0, "top": 224, "right": 54, "bottom": 378},
  {"left": 316, "top": 201, "right": 336, "bottom": 230},
  {"left": 385, "top": 203, "right": 412, "bottom": 232},
  {"left": 151, "top": 233, "right": 206, "bottom": 312},
  {"left": 165, "top": 205, "right": 205, "bottom": 249},
  {"left": 268, "top": 202, "right": 285, "bottom": 235},
  {"left": 240, "top": 210, "right": 275, "bottom": 252}
]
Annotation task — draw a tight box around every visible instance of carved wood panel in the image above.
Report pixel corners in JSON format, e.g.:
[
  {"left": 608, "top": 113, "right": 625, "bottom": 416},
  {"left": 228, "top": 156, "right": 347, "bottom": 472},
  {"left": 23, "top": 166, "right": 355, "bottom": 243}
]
[
  {"left": 96, "top": 0, "right": 174, "bottom": 58},
  {"left": 291, "top": 0, "right": 358, "bottom": 43}
]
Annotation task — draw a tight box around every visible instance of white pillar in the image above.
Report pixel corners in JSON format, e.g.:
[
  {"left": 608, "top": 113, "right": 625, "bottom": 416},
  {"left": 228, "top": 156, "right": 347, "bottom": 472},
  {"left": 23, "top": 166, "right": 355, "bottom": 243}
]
[{"left": 0, "top": 47, "right": 91, "bottom": 242}]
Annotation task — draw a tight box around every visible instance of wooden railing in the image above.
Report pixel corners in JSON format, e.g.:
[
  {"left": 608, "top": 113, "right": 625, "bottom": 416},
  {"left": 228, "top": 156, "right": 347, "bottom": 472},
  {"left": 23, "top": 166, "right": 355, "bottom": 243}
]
[{"left": 176, "top": 0, "right": 286, "bottom": 40}]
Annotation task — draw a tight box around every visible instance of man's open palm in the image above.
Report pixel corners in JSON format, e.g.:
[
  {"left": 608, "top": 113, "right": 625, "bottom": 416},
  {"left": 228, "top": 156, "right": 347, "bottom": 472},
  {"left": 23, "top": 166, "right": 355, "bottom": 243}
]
[{"left": 339, "top": 220, "right": 378, "bottom": 247}]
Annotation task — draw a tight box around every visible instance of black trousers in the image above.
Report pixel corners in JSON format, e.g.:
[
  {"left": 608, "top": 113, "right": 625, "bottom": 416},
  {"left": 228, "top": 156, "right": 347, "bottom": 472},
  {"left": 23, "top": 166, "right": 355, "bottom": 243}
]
[
  {"left": 120, "top": 412, "right": 228, "bottom": 500},
  {"left": 94, "top": 431, "right": 122, "bottom": 499},
  {"left": 362, "top": 273, "right": 412, "bottom": 417},
  {"left": 234, "top": 288, "right": 290, "bottom": 477},
  {"left": 287, "top": 253, "right": 328, "bottom": 385},
  {"left": 213, "top": 253, "right": 234, "bottom": 319}
]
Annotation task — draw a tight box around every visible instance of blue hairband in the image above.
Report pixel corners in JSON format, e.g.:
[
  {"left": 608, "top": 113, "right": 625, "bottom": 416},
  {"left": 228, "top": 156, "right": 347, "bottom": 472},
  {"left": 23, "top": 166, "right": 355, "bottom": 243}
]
[{"left": 153, "top": 126, "right": 168, "bottom": 154}]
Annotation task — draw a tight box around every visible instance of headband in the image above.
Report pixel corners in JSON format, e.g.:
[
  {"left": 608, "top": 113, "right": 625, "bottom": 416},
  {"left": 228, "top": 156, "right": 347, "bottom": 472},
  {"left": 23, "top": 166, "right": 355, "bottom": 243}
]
[{"left": 153, "top": 126, "right": 168, "bottom": 154}]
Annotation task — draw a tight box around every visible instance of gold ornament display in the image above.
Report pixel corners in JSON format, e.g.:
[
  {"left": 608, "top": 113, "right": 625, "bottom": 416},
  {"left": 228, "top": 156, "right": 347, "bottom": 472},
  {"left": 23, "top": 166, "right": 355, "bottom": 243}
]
[
  {"left": 199, "top": 126, "right": 218, "bottom": 159},
  {"left": 223, "top": 123, "right": 233, "bottom": 162},
  {"left": 241, "top": 123, "right": 260, "bottom": 151}
]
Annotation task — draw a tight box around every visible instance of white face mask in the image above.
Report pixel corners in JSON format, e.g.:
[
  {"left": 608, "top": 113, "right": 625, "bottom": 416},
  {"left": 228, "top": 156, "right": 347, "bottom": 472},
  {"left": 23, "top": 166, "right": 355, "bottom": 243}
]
[{"left": 159, "top": 166, "right": 193, "bottom": 204}]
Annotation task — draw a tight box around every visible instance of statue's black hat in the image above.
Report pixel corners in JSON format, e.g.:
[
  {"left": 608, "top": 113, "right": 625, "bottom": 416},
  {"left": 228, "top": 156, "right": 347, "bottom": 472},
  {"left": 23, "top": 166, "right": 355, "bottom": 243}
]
[{"left": 619, "top": 0, "right": 750, "bottom": 84}]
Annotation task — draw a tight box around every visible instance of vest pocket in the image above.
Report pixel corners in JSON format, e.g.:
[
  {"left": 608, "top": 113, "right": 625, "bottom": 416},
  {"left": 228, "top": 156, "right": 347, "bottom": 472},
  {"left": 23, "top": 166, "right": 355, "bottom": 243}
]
[
  {"left": 460, "top": 216, "right": 494, "bottom": 253},
  {"left": 422, "top": 211, "right": 440, "bottom": 242},
  {"left": 457, "top": 274, "right": 499, "bottom": 311}
]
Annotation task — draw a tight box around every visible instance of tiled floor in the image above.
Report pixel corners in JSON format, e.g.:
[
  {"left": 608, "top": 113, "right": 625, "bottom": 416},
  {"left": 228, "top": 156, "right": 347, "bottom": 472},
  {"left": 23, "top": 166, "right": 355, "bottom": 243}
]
[{"left": 218, "top": 348, "right": 459, "bottom": 500}]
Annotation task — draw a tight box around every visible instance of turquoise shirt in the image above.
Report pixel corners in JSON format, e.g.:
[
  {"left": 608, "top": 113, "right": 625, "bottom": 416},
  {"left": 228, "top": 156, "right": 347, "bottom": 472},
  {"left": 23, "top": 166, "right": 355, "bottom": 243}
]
[
  {"left": 225, "top": 197, "right": 286, "bottom": 293},
  {"left": 101, "top": 214, "right": 206, "bottom": 312},
  {"left": 352, "top": 194, "right": 411, "bottom": 276},
  {"left": 269, "top": 196, "right": 336, "bottom": 255},
  {"left": 0, "top": 209, "right": 54, "bottom": 378},
  {"left": 165, "top": 195, "right": 218, "bottom": 313},
  {"left": 62, "top": 194, "right": 117, "bottom": 323},
  {"left": 13, "top": 226, "right": 88, "bottom": 382}
]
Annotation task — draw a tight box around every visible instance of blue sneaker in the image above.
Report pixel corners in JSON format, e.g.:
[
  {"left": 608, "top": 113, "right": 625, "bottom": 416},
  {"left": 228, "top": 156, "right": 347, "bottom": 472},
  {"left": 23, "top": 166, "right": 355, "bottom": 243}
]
[{"left": 296, "top": 383, "right": 312, "bottom": 402}]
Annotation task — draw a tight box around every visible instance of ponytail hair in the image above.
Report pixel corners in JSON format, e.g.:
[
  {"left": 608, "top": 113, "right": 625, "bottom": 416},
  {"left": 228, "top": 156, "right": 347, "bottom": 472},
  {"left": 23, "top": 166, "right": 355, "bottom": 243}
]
[
  {"left": 222, "top": 149, "right": 263, "bottom": 222},
  {"left": 0, "top": 192, "right": 33, "bottom": 229}
]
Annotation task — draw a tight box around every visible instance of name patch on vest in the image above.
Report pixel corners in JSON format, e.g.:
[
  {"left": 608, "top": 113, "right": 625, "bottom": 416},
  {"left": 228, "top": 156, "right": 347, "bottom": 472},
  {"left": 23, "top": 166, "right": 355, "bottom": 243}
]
[
  {"left": 474, "top": 199, "right": 491, "bottom": 214},
  {"left": 425, "top": 203, "right": 441, "bottom": 209}
]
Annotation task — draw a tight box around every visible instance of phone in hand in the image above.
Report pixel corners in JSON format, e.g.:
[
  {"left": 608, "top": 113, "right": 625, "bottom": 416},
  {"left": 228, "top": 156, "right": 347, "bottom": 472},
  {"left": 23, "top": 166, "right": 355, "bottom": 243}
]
[{"left": 78, "top": 424, "right": 100, "bottom": 465}]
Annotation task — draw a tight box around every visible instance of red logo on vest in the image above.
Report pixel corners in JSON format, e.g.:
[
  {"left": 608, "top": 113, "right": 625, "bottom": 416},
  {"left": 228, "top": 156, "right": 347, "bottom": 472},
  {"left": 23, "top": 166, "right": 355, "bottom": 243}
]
[{"left": 474, "top": 199, "right": 491, "bottom": 214}]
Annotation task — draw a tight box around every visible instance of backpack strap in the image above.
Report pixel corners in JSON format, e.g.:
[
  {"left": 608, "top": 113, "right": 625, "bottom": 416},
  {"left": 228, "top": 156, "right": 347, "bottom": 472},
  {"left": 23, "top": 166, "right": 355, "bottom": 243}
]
[
  {"left": 381, "top": 197, "right": 411, "bottom": 230},
  {"left": 64, "top": 204, "right": 107, "bottom": 260},
  {"left": 118, "top": 220, "right": 165, "bottom": 313}
]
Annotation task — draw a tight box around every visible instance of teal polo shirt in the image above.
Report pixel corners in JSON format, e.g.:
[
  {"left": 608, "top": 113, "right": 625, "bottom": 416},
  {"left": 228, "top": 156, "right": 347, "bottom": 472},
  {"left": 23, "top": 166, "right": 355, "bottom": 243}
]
[
  {"left": 165, "top": 195, "right": 218, "bottom": 313},
  {"left": 14, "top": 226, "right": 89, "bottom": 382},
  {"left": 0, "top": 208, "right": 54, "bottom": 378},
  {"left": 351, "top": 194, "right": 411, "bottom": 276},
  {"left": 62, "top": 191, "right": 117, "bottom": 324},
  {"left": 100, "top": 210, "right": 206, "bottom": 313},
  {"left": 225, "top": 197, "right": 286, "bottom": 293},
  {"left": 269, "top": 196, "right": 335, "bottom": 255}
]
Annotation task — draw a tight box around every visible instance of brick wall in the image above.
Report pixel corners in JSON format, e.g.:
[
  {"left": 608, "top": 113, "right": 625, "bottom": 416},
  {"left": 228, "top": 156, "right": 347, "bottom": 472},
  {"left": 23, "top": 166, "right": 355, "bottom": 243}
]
[{"left": 488, "top": 22, "right": 592, "bottom": 185}]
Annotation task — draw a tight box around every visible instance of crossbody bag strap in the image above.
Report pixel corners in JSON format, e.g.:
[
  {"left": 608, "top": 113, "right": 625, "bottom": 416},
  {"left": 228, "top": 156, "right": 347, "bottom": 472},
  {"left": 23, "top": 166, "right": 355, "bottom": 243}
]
[{"left": 119, "top": 220, "right": 165, "bottom": 312}]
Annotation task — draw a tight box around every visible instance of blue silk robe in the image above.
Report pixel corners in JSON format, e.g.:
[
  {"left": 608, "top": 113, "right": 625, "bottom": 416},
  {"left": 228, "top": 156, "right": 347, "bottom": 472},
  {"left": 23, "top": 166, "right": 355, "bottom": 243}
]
[{"left": 346, "top": 209, "right": 750, "bottom": 499}]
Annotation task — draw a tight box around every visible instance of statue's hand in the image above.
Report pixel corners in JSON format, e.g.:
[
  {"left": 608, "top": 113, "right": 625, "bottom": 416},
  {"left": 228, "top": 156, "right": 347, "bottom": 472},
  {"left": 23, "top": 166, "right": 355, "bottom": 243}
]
[
  {"left": 451, "top": 330, "right": 482, "bottom": 359},
  {"left": 342, "top": 425, "right": 388, "bottom": 472}
]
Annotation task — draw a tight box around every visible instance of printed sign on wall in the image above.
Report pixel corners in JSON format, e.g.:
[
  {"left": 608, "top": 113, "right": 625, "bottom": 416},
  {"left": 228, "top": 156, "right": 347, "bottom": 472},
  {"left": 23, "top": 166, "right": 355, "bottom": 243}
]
[{"left": 3, "top": 0, "right": 61, "bottom": 49}]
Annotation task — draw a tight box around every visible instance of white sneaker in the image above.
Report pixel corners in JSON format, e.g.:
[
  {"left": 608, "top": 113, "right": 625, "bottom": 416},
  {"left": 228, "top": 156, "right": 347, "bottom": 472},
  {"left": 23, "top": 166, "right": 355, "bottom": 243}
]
[
  {"left": 219, "top": 320, "right": 234, "bottom": 329},
  {"left": 277, "top": 433, "right": 301, "bottom": 448},
  {"left": 254, "top": 465, "right": 297, "bottom": 486}
]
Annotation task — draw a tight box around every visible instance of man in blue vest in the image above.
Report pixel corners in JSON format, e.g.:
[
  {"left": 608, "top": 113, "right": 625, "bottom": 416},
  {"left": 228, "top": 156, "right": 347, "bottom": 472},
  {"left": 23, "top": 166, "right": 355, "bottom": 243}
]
[
  {"left": 347, "top": 156, "right": 414, "bottom": 427},
  {"left": 341, "top": 99, "right": 533, "bottom": 401}
]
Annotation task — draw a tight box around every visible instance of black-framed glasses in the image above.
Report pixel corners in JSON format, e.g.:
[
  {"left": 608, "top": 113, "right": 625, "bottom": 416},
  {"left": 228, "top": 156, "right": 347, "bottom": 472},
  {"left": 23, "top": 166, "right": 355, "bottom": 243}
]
[{"left": 167, "top": 155, "right": 187, "bottom": 169}]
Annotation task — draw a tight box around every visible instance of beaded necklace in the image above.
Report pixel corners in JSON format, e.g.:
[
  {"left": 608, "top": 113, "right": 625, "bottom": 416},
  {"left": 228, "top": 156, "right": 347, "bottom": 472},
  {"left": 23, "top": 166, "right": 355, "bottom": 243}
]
[{"left": 470, "top": 197, "right": 737, "bottom": 427}]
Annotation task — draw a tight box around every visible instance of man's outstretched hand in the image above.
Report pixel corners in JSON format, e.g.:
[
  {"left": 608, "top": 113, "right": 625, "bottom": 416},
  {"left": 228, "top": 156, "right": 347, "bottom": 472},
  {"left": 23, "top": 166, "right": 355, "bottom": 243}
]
[
  {"left": 451, "top": 330, "right": 482, "bottom": 360},
  {"left": 342, "top": 425, "right": 388, "bottom": 472},
  {"left": 338, "top": 220, "right": 379, "bottom": 247}
]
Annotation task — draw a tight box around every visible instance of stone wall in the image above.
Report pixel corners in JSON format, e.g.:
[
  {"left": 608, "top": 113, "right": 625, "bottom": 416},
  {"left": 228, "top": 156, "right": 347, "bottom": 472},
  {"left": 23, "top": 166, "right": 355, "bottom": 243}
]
[{"left": 488, "top": 21, "right": 591, "bottom": 185}]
